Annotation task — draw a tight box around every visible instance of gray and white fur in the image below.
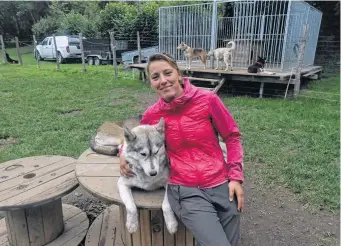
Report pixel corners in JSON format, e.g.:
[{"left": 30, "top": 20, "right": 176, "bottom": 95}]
[{"left": 117, "top": 118, "right": 178, "bottom": 234}]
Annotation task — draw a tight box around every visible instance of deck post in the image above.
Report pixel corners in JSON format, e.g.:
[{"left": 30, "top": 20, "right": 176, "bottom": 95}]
[
  {"left": 259, "top": 82, "right": 264, "bottom": 98},
  {"left": 293, "top": 24, "right": 308, "bottom": 97},
  {"left": 210, "top": 0, "right": 218, "bottom": 69}
]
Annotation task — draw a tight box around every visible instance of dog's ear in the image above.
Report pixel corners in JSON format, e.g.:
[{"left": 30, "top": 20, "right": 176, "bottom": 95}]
[
  {"left": 155, "top": 117, "right": 165, "bottom": 134},
  {"left": 124, "top": 126, "right": 136, "bottom": 142}
]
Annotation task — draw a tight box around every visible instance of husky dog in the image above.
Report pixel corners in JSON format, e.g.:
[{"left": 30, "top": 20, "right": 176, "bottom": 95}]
[
  {"left": 90, "top": 115, "right": 142, "bottom": 156},
  {"left": 117, "top": 118, "right": 178, "bottom": 234},
  {"left": 247, "top": 56, "right": 266, "bottom": 73},
  {"left": 177, "top": 42, "right": 207, "bottom": 70},
  {"left": 207, "top": 41, "right": 236, "bottom": 71}
]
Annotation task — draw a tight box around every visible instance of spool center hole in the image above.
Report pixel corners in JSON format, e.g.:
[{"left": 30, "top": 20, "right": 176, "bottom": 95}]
[{"left": 23, "top": 173, "right": 36, "bottom": 179}]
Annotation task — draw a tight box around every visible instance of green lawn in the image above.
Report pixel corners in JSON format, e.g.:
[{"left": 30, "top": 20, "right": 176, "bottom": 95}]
[{"left": 1, "top": 51, "right": 340, "bottom": 212}]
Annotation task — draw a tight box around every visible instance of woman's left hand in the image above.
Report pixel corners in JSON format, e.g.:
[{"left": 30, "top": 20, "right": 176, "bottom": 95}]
[{"left": 228, "top": 181, "right": 244, "bottom": 212}]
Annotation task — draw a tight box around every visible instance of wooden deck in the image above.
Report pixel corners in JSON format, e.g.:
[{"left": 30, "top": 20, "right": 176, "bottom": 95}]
[
  {"left": 129, "top": 63, "right": 323, "bottom": 97},
  {"left": 129, "top": 63, "right": 323, "bottom": 84}
]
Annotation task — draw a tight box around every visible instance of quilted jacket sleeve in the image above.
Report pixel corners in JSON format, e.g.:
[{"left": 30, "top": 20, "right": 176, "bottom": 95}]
[{"left": 209, "top": 94, "right": 244, "bottom": 183}]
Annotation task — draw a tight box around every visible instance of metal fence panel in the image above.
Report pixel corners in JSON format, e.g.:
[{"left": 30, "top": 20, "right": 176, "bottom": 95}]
[
  {"left": 159, "top": 3, "right": 213, "bottom": 64},
  {"left": 158, "top": 0, "right": 322, "bottom": 72}
]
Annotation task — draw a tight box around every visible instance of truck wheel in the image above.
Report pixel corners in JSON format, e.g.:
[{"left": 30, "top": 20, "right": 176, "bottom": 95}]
[
  {"left": 57, "top": 52, "right": 65, "bottom": 64},
  {"left": 133, "top": 56, "right": 139, "bottom": 64},
  {"left": 88, "top": 57, "right": 94, "bottom": 66},
  {"left": 94, "top": 57, "right": 101, "bottom": 66}
]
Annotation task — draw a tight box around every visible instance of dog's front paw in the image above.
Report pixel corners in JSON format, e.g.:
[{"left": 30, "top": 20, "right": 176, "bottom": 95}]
[
  {"left": 126, "top": 211, "right": 139, "bottom": 233},
  {"left": 165, "top": 218, "right": 178, "bottom": 234}
]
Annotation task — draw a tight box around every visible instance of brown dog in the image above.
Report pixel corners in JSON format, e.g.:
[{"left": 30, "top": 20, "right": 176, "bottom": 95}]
[{"left": 177, "top": 42, "right": 206, "bottom": 69}]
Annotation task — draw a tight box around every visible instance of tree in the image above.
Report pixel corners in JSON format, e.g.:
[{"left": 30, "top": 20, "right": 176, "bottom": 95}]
[
  {"left": 0, "top": 1, "right": 49, "bottom": 40},
  {"left": 307, "top": 1, "right": 340, "bottom": 40}
]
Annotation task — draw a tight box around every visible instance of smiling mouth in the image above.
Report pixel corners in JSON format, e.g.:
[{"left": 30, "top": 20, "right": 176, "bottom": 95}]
[{"left": 159, "top": 85, "right": 172, "bottom": 91}]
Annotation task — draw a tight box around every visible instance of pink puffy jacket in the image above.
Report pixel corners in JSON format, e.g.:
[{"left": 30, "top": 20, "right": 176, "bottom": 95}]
[{"left": 141, "top": 78, "right": 244, "bottom": 188}]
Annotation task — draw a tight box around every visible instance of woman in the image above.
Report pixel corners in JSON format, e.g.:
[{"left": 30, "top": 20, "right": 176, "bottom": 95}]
[{"left": 120, "top": 53, "right": 244, "bottom": 246}]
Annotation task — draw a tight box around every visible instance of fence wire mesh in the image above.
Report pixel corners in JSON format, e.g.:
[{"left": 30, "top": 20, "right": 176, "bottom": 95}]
[{"left": 159, "top": 0, "right": 322, "bottom": 72}]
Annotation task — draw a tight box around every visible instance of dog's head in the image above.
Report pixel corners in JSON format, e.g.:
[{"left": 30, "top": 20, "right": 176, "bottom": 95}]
[
  {"left": 207, "top": 50, "right": 214, "bottom": 57},
  {"left": 177, "top": 42, "right": 187, "bottom": 50},
  {"left": 256, "top": 56, "right": 266, "bottom": 64},
  {"left": 123, "top": 118, "right": 167, "bottom": 177}
]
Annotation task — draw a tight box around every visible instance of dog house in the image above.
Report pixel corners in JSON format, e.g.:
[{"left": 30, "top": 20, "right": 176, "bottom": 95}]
[{"left": 158, "top": 0, "right": 322, "bottom": 72}]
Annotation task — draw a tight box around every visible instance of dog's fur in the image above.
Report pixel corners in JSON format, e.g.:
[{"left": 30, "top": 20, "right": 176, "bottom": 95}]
[
  {"left": 90, "top": 115, "right": 142, "bottom": 156},
  {"left": 207, "top": 41, "right": 236, "bottom": 71},
  {"left": 5, "top": 53, "right": 18, "bottom": 64},
  {"left": 247, "top": 56, "right": 266, "bottom": 73},
  {"left": 117, "top": 118, "right": 178, "bottom": 234},
  {"left": 177, "top": 42, "right": 206, "bottom": 69}
]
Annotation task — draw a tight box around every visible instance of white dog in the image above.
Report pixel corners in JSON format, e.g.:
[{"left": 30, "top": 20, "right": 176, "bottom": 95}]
[
  {"left": 207, "top": 41, "right": 236, "bottom": 71},
  {"left": 117, "top": 118, "right": 178, "bottom": 234}
]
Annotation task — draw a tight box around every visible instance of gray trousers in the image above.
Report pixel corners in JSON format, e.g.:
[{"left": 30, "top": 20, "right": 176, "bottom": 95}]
[{"left": 167, "top": 182, "right": 241, "bottom": 246}]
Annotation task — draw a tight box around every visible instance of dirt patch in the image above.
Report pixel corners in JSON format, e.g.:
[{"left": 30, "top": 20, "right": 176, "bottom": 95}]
[
  {"left": 133, "top": 91, "right": 159, "bottom": 111},
  {"left": 0, "top": 136, "right": 18, "bottom": 148},
  {"left": 59, "top": 109, "right": 82, "bottom": 116},
  {"left": 240, "top": 163, "right": 339, "bottom": 246},
  {"left": 111, "top": 98, "right": 130, "bottom": 106}
]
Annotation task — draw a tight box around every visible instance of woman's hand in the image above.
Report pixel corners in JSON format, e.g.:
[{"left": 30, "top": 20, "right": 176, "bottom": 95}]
[
  {"left": 228, "top": 181, "right": 244, "bottom": 212},
  {"left": 119, "top": 155, "right": 135, "bottom": 177}
]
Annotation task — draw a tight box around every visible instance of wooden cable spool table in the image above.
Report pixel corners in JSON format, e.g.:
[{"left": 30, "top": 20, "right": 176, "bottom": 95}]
[
  {"left": 76, "top": 149, "right": 196, "bottom": 246},
  {"left": 0, "top": 155, "right": 89, "bottom": 246}
]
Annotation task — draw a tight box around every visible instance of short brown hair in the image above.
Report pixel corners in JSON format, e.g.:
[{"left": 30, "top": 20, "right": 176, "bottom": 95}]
[{"left": 146, "top": 53, "right": 180, "bottom": 78}]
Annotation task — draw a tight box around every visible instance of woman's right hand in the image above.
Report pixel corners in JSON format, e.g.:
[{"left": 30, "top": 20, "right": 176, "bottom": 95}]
[{"left": 119, "top": 155, "right": 135, "bottom": 177}]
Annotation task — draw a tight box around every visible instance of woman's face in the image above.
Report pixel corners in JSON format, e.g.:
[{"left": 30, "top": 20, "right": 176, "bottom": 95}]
[{"left": 148, "top": 60, "right": 184, "bottom": 102}]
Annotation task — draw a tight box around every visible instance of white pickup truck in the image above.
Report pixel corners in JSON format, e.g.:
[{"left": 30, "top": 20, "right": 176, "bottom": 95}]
[{"left": 35, "top": 35, "right": 82, "bottom": 63}]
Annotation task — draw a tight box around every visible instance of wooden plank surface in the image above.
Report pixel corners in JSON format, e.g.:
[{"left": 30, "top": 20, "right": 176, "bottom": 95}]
[
  {"left": 46, "top": 204, "right": 89, "bottom": 246},
  {"left": 140, "top": 209, "right": 152, "bottom": 246},
  {"left": 151, "top": 210, "right": 164, "bottom": 246},
  {"left": 25, "top": 205, "right": 46, "bottom": 245},
  {"left": 76, "top": 149, "right": 165, "bottom": 209},
  {"left": 130, "top": 63, "right": 322, "bottom": 78},
  {"left": 100, "top": 207, "right": 119, "bottom": 246},
  {"left": 185, "top": 228, "right": 194, "bottom": 246},
  {"left": 5, "top": 209, "right": 30, "bottom": 246},
  {"left": 129, "top": 63, "right": 323, "bottom": 85},
  {"left": 41, "top": 199, "right": 64, "bottom": 244},
  {"left": 0, "top": 218, "right": 9, "bottom": 246},
  {"left": 163, "top": 222, "right": 175, "bottom": 246},
  {"left": 132, "top": 210, "right": 141, "bottom": 246},
  {"left": 175, "top": 221, "right": 186, "bottom": 246},
  {"left": 0, "top": 156, "right": 78, "bottom": 210},
  {"left": 0, "top": 204, "right": 87, "bottom": 246}
]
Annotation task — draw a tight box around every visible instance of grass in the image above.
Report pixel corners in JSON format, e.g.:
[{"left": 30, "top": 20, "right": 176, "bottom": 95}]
[{"left": 1, "top": 51, "right": 340, "bottom": 212}]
